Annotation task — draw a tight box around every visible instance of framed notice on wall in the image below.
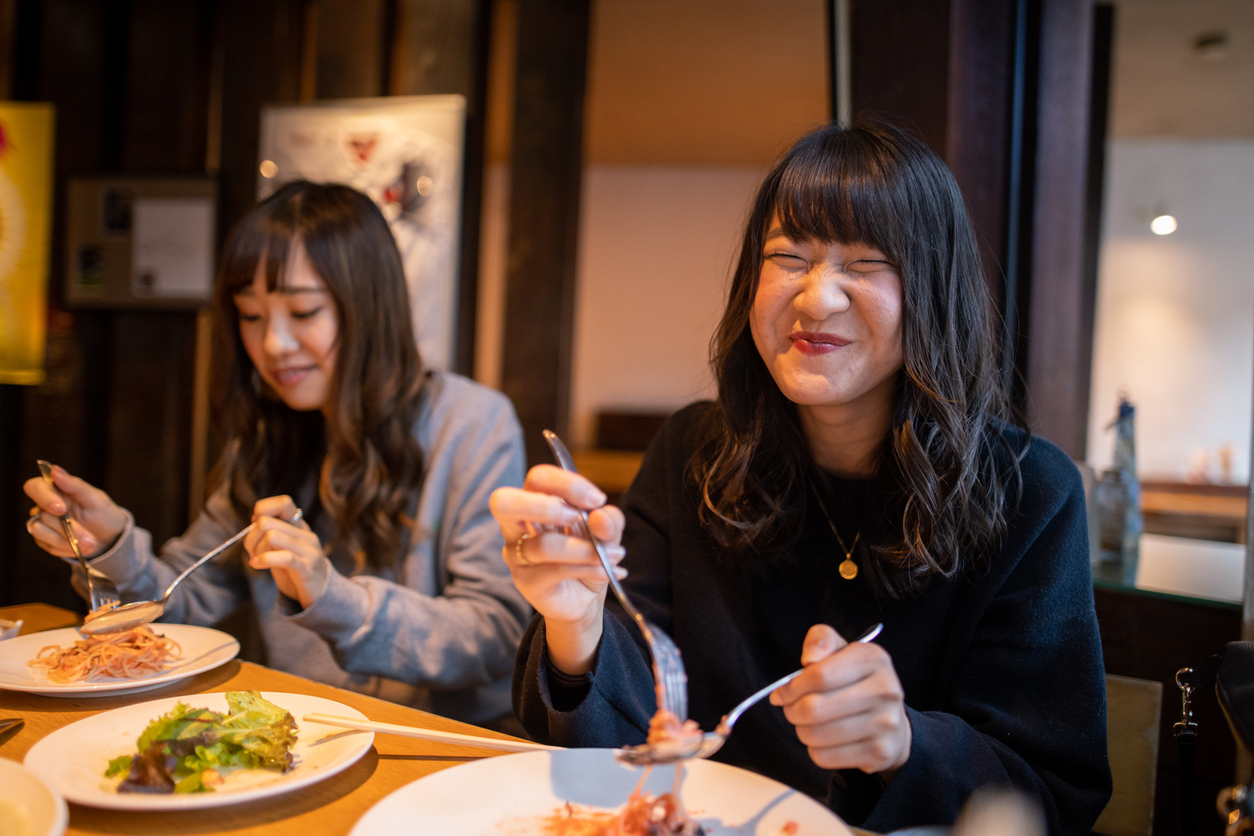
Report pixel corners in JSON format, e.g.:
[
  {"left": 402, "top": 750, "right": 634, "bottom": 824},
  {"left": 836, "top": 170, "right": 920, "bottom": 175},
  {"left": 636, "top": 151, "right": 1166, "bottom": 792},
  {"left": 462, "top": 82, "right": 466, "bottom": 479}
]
[
  {"left": 64, "top": 177, "right": 217, "bottom": 310},
  {"left": 0, "top": 103, "right": 54, "bottom": 385},
  {"left": 258, "top": 95, "right": 466, "bottom": 372}
]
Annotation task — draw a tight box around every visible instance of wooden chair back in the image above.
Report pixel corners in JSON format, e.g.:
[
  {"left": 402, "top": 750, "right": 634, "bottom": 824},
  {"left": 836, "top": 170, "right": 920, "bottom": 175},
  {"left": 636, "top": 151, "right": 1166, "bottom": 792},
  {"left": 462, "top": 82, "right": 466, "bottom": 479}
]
[{"left": 1095, "top": 673, "right": 1163, "bottom": 836}]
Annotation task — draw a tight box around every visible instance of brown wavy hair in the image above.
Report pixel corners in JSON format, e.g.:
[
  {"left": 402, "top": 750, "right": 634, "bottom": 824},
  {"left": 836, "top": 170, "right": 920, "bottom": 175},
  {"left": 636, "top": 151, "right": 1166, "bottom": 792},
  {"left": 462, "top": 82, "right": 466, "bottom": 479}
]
[
  {"left": 691, "top": 120, "right": 1024, "bottom": 599},
  {"left": 209, "top": 181, "right": 425, "bottom": 571}
]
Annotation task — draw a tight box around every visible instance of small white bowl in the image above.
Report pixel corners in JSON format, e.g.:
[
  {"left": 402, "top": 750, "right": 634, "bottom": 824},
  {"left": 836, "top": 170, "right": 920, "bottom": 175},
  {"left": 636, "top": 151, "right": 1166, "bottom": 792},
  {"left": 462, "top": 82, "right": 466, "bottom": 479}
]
[
  {"left": 0, "top": 618, "right": 22, "bottom": 641},
  {"left": 0, "top": 757, "right": 68, "bottom": 836}
]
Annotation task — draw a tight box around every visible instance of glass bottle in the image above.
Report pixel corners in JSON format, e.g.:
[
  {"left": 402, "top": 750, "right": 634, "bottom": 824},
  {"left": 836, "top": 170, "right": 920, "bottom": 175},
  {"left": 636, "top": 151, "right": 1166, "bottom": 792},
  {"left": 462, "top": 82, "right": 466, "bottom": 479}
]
[{"left": 1096, "top": 396, "right": 1142, "bottom": 583}]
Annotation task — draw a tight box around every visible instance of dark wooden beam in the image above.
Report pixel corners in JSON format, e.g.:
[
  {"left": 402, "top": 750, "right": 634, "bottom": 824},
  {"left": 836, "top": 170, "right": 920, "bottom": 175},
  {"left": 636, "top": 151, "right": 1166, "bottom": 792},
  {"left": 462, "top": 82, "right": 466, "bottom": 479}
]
[
  {"left": 1022, "top": 0, "right": 1095, "bottom": 459},
  {"left": 848, "top": 0, "right": 950, "bottom": 155},
  {"left": 217, "top": 0, "right": 304, "bottom": 240},
  {"left": 500, "top": 0, "right": 590, "bottom": 466},
  {"left": 391, "top": 0, "right": 492, "bottom": 378},
  {"left": 849, "top": 0, "right": 1015, "bottom": 324},
  {"left": 315, "top": 0, "right": 389, "bottom": 99},
  {"left": 849, "top": 0, "right": 1099, "bottom": 458},
  {"left": 121, "top": 0, "right": 216, "bottom": 173},
  {"left": 946, "top": 0, "right": 1015, "bottom": 307}
]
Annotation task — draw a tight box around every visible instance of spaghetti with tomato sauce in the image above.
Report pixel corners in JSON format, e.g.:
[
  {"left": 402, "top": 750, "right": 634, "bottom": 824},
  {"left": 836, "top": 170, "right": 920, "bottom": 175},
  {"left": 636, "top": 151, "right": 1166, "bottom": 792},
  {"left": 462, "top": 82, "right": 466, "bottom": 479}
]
[
  {"left": 28, "top": 624, "right": 181, "bottom": 683},
  {"left": 540, "top": 767, "right": 705, "bottom": 836}
]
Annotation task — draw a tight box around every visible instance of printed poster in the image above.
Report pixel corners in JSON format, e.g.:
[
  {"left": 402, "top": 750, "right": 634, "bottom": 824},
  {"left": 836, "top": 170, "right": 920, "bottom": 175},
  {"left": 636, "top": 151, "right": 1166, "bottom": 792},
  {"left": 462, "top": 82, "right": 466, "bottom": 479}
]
[
  {"left": 259, "top": 96, "right": 465, "bottom": 371},
  {"left": 0, "top": 103, "right": 54, "bottom": 385}
]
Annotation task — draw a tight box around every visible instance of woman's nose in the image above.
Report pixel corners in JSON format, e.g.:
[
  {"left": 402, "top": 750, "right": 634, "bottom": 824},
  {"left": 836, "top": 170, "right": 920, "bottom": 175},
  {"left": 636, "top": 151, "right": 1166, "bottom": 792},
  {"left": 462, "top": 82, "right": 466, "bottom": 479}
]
[
  {"left": 794, "top": 264, "right": 852, "bottom": 318},
  {"left": 263, "top": 316, "right": 298, "bottom": 355}
]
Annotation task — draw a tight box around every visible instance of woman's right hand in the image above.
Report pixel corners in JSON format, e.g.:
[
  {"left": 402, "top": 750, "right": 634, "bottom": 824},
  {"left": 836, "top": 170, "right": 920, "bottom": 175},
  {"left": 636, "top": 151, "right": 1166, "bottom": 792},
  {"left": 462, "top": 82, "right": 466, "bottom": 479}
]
[
  {"left": 23, "top": 464, "right": 128, "bottom": 559},
  {"left": 490, "top": 464, "right": 626, "bottom": 676}
]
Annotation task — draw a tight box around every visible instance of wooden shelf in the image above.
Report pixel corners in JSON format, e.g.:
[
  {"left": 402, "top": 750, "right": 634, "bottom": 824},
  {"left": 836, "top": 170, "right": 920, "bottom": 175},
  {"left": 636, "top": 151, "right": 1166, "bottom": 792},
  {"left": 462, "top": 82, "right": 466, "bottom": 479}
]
[{"left": 1140, "top": 481, "right": 1248, "bottom": 544}]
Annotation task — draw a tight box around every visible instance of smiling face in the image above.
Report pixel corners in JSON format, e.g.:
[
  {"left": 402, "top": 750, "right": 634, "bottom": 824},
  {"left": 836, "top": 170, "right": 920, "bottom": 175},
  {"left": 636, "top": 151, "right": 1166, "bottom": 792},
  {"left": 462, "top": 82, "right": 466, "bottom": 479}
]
[
  {"left": 750, "top": 217, "right": 905, "bottom": 430},
  {"left": 233, "top": 243, "right": 340, "bottom": 415}
]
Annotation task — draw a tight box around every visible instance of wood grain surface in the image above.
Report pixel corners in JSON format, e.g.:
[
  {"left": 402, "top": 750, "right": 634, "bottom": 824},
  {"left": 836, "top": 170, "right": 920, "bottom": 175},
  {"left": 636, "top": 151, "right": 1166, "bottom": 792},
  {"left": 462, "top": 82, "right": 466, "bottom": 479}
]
[{"left": 0, "top": 611, "right": 530, "bottom": 836}]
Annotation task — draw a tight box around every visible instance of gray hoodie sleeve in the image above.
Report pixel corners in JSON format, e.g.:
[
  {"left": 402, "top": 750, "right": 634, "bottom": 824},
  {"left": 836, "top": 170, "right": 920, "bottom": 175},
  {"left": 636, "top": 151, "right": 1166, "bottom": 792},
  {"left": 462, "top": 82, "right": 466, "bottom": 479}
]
[
  {"left": 83, "top": 489, "right": 250, "bottom": 626},
  {"left": 287, "top": 373, "right": 532, "bottom": 690}
]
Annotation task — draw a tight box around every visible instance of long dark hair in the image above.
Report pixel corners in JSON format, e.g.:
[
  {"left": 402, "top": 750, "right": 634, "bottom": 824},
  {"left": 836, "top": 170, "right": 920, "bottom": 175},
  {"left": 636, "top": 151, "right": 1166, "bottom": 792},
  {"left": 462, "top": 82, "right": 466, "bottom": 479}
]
[
  {"left": 210, "top": 181, "right": 425, "bottom": 571},
  {"left": 691, "top": 120, "right": 1022, "bottom": 599}
]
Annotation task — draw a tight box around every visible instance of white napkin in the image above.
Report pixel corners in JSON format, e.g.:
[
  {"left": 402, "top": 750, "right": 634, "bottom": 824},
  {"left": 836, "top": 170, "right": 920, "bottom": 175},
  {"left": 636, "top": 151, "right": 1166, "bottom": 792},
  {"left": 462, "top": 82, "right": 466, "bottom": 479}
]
[{"left": 0, "top": 618, "right": 22, "bottom": 641}]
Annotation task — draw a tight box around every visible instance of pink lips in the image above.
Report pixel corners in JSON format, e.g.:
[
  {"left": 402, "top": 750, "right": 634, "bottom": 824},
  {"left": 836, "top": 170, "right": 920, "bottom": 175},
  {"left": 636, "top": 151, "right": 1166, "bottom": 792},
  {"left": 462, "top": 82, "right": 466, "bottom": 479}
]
[
  {"left": 790, "top": 331, "right": 849, "bottom": 356},
  {"left": 271, "top": 366, "right": 315, "bottom": 386}
]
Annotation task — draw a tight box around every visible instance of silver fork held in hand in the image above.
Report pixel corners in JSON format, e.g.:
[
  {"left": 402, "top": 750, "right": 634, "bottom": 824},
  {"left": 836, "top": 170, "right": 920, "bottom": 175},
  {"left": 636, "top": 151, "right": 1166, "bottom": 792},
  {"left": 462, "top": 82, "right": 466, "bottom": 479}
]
[
  {"left": 36, "top": 460, "right": 116, "bottom": 612},
  {"left": 542, "top": 430, "right": 690, "bottom": 722}
]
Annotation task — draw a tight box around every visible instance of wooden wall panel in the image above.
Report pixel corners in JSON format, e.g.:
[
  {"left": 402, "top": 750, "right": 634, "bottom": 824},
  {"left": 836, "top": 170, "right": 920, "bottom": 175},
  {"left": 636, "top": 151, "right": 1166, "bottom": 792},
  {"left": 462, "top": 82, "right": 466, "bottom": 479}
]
[
  {"left": 4, "top": 0, "right": 115, "bottom": 610},
  {"left": 315, "top": 0, "right": 389, "bottom": 100},
  {"left": 217, "top": 0, "right": 305, "bottom": 240},
  {"left": 103, "top": 313, "right": 198, "bottom": 548},
  {"left": 500, "top": 0, "right": 590, "bottom": 466},
  {"left": 122, "top": 1, "right": 216, "bottom": 173},
  {"left": 392, "top": 0, "right": 491, "bottom": 376}
]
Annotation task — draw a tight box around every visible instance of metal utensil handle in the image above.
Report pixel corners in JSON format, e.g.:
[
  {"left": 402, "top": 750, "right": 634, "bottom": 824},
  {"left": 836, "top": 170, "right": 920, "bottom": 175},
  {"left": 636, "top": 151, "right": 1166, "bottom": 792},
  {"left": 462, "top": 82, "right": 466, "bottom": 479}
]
[
  {"left": 718, "top": 622, "right": 884, "bottom": 732},
  {"left": 36, "top": 459, "right": 92, "bottom": 569},
  {"left": 162, "top": 509, "right": 303, "bottom": 599},
  {"left": 541, "top": 431, "right": 656, "bottom": 644}
]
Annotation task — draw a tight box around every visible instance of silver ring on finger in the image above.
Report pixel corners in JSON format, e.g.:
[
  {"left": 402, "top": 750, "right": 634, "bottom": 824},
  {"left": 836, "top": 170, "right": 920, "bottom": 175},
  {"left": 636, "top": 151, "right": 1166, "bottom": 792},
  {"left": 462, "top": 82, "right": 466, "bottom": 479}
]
[
  {"left": 28, "top": 512, "right": 41, "bottom": 527},
  {"left": 514, "top": 531, "right": 536, "bottom": 567}
]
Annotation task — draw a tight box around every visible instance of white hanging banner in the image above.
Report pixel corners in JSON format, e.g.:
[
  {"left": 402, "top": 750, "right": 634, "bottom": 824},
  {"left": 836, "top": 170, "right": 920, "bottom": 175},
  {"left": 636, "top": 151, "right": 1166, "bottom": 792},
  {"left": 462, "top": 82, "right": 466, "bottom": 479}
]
[{"left": 258, "top": 96, "right": 466, "bottom": 372}]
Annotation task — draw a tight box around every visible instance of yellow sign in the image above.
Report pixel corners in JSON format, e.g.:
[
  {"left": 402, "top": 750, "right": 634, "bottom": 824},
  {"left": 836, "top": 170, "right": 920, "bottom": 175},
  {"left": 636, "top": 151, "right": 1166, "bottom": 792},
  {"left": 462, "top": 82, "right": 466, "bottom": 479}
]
[{"left": 0, "top": 102, "right": 54, "bottom": 385}]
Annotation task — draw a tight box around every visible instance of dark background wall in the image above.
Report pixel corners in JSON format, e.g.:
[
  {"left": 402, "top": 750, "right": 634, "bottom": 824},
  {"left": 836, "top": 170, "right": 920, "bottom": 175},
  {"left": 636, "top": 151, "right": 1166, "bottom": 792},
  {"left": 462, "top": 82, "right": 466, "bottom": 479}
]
[{"left": 0, "top": 0, "right": 491, "bottom": 609}]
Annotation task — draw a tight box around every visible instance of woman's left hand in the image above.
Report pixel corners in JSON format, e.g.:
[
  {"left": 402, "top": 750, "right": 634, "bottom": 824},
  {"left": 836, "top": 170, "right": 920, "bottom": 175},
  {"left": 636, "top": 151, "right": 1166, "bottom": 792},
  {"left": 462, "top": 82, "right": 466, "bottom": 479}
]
[
  {"left": 243, "top": 495, "right": 327, "bottom": 609},
  {"left": 770, "top": 624, "right": 912, "bottom": 778}
]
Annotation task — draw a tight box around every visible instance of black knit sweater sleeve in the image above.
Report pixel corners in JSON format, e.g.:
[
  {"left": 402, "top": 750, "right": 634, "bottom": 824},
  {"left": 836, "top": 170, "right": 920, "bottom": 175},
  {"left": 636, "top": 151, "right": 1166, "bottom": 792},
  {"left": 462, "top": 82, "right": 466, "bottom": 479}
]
[{"left": 511, "top": 407, "right": 684, "bottom": 745}]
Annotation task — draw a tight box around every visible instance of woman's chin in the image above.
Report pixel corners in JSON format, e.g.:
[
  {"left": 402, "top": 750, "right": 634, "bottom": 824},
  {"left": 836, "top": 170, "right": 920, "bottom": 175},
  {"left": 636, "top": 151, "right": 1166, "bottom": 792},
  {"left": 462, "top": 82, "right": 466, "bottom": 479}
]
[{"left": 273, "top": 388, "right": 329, "bottom": 412}]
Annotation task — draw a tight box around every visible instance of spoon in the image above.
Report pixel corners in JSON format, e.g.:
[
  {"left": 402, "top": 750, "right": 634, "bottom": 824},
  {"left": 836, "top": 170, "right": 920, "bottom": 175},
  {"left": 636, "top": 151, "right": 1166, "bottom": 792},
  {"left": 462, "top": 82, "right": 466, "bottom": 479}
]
[
  {"left": 36, "top": 460, "right": 107, "bottom": 611},
  {"left": 79, "top": 509, "right": 303, "bottom": 636},
  {"left": 616, "top": 622, "right": 884, "bottom": 766}
]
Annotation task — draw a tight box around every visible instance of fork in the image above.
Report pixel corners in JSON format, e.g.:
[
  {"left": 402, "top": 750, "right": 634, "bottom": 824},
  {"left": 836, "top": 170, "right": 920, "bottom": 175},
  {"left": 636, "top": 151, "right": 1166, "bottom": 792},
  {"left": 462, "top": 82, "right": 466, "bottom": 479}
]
[
  {"left": 542, "top": 430, "right": 689, "bottom": 722},
  {"left": 37, "top": 460, "right": 118, "bottom": 613},
  {"left": 616, "top": 622, "right": 884, "bottom": 765},
  {"left": 86, "top": 569, "right": 120, "bottom": 614}
]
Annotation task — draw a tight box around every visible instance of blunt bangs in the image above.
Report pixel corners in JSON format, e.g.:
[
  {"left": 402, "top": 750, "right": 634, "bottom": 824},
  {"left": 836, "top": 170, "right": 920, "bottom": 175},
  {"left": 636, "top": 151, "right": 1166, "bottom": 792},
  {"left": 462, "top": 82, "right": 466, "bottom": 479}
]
[
  {"left": 218, "top": 199, "right": 307, "bottom": 299},
  {"left": 769, "top": 128, "right": 911, "bottom": 265}
]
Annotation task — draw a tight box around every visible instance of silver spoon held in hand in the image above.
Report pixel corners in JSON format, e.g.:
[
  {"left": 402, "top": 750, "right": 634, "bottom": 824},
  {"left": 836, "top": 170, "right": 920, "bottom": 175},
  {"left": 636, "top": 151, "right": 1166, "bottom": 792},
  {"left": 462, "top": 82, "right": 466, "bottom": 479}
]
[
  {"left": 79, "top": 509, "right": 303, "bottom": 636},
  {"left": 616, "top": 622, "right": 884, "bottom": 766}
]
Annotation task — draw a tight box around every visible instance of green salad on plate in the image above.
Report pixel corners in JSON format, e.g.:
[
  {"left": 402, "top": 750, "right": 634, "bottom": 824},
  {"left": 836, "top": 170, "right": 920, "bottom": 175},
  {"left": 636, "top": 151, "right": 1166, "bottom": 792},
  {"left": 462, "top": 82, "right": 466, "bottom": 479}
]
[{"left": 105, "top": 690, "right": 298, "bottom": 794}]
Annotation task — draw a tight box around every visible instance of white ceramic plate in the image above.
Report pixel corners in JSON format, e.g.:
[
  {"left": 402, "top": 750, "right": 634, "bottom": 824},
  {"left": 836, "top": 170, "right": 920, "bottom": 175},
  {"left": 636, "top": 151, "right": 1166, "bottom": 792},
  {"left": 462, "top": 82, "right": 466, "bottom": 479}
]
[
  {"left": 0, "top": 757, "right": 68, "bottom": 836},
  {"left": 350, "top": 748, "right": 852, "bottom": 836},
  {"left": 24, "top": 691, "right": 373, "bottom": 810},
  {"left": 0, "top": 624, "right": 240, "bottom": 697}
]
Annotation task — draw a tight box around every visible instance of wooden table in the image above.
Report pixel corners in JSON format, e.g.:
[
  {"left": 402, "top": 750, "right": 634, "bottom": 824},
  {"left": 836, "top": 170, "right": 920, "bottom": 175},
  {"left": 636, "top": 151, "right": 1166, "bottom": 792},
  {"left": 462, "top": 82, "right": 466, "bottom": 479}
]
[
  {"left": 0, "top": 603, "right": 81, "bottom": 635},
  {"left": 0, "top": 604, "right": 534, "bottom": 836}
]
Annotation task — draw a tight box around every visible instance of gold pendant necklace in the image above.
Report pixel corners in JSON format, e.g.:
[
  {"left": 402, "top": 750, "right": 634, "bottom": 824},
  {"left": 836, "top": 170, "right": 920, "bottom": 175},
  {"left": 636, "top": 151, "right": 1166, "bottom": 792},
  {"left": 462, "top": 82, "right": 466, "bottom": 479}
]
[{"left": 810, "top": 485, "right": 860, "bottom": 580}]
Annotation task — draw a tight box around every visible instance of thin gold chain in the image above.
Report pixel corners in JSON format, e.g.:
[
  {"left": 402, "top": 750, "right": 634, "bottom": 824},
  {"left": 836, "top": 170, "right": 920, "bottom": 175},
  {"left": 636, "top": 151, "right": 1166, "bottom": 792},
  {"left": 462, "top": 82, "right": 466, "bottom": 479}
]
[{"left": 810, "top": 484, "right": 860, "bottom": 578}]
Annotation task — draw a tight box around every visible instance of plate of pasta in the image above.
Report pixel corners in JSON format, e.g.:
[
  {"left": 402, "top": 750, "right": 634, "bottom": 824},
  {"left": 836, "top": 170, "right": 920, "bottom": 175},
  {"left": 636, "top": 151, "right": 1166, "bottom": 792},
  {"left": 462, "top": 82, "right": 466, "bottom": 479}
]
[
  {"left": 349, "top": 749, "right": 852, "bottom": 836},
  {"left": 0, "top": 624, "right": 239, "bottom": 697}
]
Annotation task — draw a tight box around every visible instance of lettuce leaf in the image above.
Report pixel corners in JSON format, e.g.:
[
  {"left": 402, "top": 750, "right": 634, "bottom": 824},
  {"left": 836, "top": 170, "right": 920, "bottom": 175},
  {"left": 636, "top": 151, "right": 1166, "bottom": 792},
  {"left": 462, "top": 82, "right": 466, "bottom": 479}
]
[{"left": 108, "top": 691, "right": 299, "bottom": 793}]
